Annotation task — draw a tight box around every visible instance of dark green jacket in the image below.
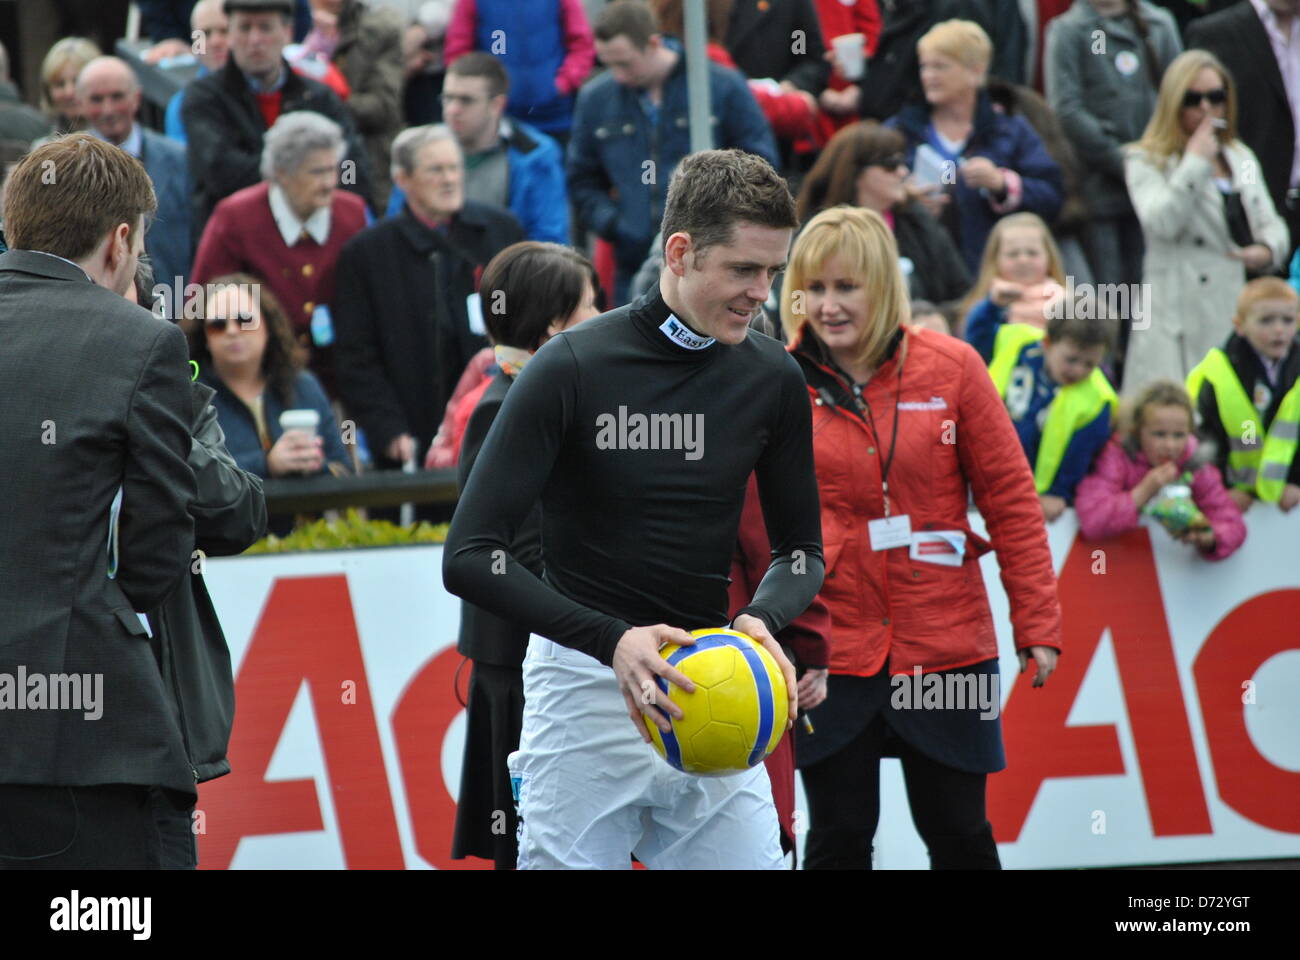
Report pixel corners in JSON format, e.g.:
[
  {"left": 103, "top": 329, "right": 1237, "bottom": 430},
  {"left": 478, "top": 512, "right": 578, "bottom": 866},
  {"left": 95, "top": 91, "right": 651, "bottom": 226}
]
[{"left": 148, "top": 382, "right": 267, "bottom": 783}]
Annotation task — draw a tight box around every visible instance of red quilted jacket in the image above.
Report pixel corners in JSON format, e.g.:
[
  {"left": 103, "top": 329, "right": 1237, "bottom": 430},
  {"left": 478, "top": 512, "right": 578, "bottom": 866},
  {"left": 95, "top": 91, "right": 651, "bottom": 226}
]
[{"left": 791, "top": 324, "right": 1062, "bottom": 676}]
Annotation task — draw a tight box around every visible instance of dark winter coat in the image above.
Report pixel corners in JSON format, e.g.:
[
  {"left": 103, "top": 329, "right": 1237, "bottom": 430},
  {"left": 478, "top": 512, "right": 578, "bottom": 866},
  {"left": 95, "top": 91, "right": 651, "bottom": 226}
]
[
  {"left": 333, "top": 0, "right": 405, "bottom": 212},
  {"left": 887, "top": 88, "right": 1065, "bottom": 270},
  {"left": 725, "top": 0, "right": 831, "bottom": 95},
  {"left": 148, "top": 382, "right": 267, "bottom": 783},
  {"left": 332, "top": 201, "right": 524, "bottom": 465}
]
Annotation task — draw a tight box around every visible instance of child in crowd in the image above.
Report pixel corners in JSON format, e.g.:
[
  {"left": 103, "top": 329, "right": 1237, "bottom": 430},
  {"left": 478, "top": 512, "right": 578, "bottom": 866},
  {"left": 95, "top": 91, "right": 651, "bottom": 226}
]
[
  {"left": 1076, "top": 380, "right": 1246, "bottom": 560},
  {"left": 1187, "top": 277, "right": 1300, "bottom": 513},
  {"left": 908, "top": 298, "right": 951, "bottom": 336},
  {"left": 976, "top": 307, "right": 1116, "bottom": 522},
  {"left": 961, "top": 213, "right": 1066, "bottom": 336}
]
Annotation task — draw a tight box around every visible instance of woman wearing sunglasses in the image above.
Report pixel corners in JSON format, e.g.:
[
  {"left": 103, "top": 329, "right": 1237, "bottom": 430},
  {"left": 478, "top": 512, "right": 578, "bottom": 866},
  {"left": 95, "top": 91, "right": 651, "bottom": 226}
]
[
  {"left": 796, "top": 121, "right": 971, "bottom": 323},
  {"left": 1123, "top": 49, "right": 1290, "bottom": 395},
  {"left": 183, "top": 273, "right": 352, "bottom": 496}
]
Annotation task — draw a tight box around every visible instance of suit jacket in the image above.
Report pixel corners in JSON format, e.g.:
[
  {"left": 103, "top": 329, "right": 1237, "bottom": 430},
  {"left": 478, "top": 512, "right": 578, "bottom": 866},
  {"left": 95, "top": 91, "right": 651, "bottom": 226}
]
[
  {"left": 725, "top": 0, "right": 831, "bottom": 95},
  {"left": 182, "top": 58, "right": 375, "bottom": 238},
  {"left": 0, "top": 250, "right": 198, "bottom": 794},
  {"left": 1185, "top": 2, "right": 1297, "bottom": 226},
  {"left": 332, "top": 201, "right": 525, "bottom": 462},
  {"left": 139, "top": 126, "right": 193, "bottom": 297}
]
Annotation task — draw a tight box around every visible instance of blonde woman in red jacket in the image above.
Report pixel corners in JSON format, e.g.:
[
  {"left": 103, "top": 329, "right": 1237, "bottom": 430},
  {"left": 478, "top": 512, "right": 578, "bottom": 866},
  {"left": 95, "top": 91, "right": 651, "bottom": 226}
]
[{"left": 781, "top": 205, "right": 1063, "bottom": 869}]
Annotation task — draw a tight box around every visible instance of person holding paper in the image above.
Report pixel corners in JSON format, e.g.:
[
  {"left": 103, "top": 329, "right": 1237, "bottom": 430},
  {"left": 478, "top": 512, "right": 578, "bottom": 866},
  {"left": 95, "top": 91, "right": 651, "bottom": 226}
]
[
  {"left": 779, "top": 205, "right": 1062, "bottom": 870},
  {"left": 884, "top": 19, "right": 1063, "bottom": 271}
]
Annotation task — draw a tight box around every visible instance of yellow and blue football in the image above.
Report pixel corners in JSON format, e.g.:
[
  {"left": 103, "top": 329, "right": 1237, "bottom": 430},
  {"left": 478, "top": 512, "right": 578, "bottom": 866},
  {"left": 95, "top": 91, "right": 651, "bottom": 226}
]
[{"left": 644, "top": 628, "right": 788, "bottom": 776}]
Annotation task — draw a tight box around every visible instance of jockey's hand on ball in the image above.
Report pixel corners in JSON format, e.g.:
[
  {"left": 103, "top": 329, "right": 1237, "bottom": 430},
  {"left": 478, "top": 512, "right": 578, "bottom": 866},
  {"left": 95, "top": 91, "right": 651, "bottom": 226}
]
[{"left": 733, "top": 614, "right": 798, "bottom": 730}]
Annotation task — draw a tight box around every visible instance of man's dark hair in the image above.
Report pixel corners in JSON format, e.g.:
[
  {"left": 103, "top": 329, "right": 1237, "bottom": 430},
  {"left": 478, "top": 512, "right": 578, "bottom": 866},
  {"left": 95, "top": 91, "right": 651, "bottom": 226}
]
[
  {"left": 660, "top": 149, "right": 797, "bottom": 259},
  {"left": 481, "top": 241, "right": 599, "bottom": 351},
  {"left": 2, "top": 133, "right": 156, "bottom": 259},
  {"left": 447, "top": 51, "right": 510, "bottom": 100},
  {"left": 594, "top": 0, "right": 658, "bottom": 48},
  {"left": 1046, "top": 309, "right": 1111, "bottom": 351}
]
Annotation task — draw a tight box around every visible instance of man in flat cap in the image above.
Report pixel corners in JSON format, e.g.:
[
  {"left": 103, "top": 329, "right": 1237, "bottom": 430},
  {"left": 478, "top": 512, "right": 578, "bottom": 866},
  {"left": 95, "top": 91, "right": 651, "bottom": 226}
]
[{"left": 184, "top": 0, "right": 374, "bottom": 236}]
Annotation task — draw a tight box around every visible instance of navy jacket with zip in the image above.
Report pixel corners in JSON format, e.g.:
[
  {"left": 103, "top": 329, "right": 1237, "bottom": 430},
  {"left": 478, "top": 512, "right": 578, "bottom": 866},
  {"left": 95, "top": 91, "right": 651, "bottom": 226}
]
[{"left": 566, "top": 38, "right": 779, "bottom": 276}]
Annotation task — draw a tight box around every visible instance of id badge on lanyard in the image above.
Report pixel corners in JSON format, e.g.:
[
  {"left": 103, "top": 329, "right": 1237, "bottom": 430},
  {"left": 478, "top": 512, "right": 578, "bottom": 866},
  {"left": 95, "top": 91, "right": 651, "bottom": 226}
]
[{"left": 856, "top": 349, "right": 910, "bottom": 551}]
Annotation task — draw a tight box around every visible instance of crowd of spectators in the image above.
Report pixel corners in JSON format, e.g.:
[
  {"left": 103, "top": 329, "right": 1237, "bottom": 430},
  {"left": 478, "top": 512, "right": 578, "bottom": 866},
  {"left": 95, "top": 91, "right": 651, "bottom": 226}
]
[{"left": 0, "top": 0, "right": 1297, "bottom": 523}]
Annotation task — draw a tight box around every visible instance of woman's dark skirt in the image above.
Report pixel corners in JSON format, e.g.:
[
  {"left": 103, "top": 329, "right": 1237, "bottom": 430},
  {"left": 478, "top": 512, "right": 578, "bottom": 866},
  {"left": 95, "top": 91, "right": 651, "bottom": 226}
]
[{"left": 450, "top": 661, "right": 524, "bottom": 869}]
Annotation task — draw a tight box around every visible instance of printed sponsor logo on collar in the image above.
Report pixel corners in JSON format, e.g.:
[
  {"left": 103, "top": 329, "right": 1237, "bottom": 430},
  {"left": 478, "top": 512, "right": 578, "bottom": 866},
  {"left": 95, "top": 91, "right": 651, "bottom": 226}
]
[
  {"left": 659, "top": 314, "right": 715, "bottom": 350},
  {"left": 897, "top": 396, "right": 948, "bottom": 411}
]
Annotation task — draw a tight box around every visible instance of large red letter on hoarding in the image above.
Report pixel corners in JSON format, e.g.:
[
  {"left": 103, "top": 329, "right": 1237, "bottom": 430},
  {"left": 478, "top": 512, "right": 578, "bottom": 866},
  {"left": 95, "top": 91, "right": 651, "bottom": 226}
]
[
  {"left": 198, "top": 575, "right": 405, "bottom": 869},
  {"left": 392, "top": 648, "right": 492, "bottom": 870},
  {"left": 1194, "top": 589, "right": 1300, "bottom": 833},
  {"left": 990, "top": 530, "right": 1211, "bottom": 841}
]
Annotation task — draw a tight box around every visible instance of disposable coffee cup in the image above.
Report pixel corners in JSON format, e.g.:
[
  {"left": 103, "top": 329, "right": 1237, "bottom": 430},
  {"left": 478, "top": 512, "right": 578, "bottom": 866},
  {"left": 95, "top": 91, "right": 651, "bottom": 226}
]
[
  {"left": 279, "top": 409, "right": 321, "bottom": 438},
  {"left": 832, "top": 33, "right": 865, "bottom": 81}
]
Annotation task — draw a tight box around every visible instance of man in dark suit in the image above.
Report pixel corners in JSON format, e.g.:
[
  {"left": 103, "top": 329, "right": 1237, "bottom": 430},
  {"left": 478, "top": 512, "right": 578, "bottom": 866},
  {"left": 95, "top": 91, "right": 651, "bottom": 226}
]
[
  {"left": 78, "top": 55, "right": 194, "bottom": 301},
  {"left": 183, "top": 0, "right": 374, "bottom": 236},
  {"left": 0, "top": 135, "right": 198, "bottom": 869},
  {"left": 1186, "top": 0, "right": 1300, "bottom": 262},
  {"left": 333, "top": 123, "right": 523, "bottom": 483},
  {"left": 724, "top": 0, "right": 830, "bottom": 98}
]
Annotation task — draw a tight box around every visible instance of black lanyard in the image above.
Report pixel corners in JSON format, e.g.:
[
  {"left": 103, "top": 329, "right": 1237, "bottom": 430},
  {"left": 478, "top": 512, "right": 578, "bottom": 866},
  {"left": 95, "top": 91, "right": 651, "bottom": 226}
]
[{"left": 850, "top": 347, "right": 906, "bottom": 517}]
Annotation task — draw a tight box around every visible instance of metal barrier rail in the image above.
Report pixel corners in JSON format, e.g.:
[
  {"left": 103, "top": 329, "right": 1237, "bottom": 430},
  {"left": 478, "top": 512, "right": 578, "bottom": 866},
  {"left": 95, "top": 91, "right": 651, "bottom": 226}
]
[{"left": 261, "top": 468, "right": 459, "bottom": 514}]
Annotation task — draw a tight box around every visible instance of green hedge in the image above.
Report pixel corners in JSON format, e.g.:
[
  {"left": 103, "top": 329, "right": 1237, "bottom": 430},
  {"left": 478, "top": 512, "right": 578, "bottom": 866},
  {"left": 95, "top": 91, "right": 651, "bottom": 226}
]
[{"left": 245, "top": 509, "right": 450, "bottom": 554}]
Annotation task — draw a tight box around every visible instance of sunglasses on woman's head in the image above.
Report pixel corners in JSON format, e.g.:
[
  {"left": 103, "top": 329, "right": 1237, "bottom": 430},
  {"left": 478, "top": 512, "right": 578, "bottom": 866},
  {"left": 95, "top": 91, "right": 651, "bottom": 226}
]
[{"left": 1182, "top": 88, "right": 1227, "bottom": 109}]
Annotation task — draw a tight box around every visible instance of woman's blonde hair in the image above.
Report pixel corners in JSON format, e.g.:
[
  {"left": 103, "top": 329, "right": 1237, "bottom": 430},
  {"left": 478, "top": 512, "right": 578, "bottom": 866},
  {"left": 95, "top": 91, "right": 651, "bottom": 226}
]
[
  {"left": 40, "top": 37, "right": 102, "bottom": 117},
  {"left": 959, "top": 212, "right": 1065, "bottom": 320},
  {"left": 781, "top": 205, "right": 910, "bottom": 370},
  {"left": 1120, "top": 379, "right": 1194, "bottom": 456},
  {"left": 917, "top": 19, "right": 992, "bottom": 73},
  {"left": 1131, "top": 49, "right": 1238, "bottom": 164}
]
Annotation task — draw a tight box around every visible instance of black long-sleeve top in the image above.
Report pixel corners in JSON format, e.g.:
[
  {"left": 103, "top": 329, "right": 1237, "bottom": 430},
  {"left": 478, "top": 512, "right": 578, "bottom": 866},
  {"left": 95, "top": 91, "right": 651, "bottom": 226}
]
[{"left": 443, "top": 287, "right": 825, "bottom": 667}]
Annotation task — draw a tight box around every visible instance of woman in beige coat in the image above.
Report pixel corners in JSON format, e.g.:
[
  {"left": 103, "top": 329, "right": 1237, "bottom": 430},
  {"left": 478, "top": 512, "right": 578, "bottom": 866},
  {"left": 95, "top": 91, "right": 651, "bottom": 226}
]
[{"left": 1123, "top": 49, "right": 1289, "bottom": 397}]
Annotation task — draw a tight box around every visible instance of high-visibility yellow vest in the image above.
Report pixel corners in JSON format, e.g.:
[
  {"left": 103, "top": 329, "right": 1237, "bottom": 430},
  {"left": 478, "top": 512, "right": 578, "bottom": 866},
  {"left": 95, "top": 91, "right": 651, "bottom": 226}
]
[
  {"left": 989, "top": 323, "right": 1118, "bottom": 494},
  {"left": 1186, "top": 349, "right": 1300, "bottom": 502}
]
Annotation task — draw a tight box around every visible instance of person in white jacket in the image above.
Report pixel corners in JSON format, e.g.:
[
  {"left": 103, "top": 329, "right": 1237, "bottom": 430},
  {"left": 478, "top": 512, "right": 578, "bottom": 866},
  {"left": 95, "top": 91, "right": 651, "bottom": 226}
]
[{"left": 1123, "top": 49, "right": 1290, "bottom": 397}]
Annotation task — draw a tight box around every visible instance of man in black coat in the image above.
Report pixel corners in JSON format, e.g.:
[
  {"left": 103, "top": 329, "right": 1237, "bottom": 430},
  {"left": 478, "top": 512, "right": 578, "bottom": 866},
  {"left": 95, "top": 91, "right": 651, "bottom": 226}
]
[
  {"left": 858, "top": 0, "right": 995, "bottom": 121},
  {"left": 1186, "top": 0, "right": 1300, "bottom": 263},
  {"left": 725, "top": 0, "right": 830, "bottom": 97},
  {"left": 0, "top": 135, "right": 197, "bottom": 869},
  {"left": 183, "top": 0, "right": 374, "bottom": 235},
  {"left": 333, "top": 124, "right": 523, "bottom": 477}
]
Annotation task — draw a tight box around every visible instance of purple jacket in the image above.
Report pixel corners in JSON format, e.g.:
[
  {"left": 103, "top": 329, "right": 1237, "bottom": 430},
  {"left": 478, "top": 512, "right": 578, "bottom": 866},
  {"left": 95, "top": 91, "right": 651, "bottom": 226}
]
[{"left": 1075, "top": 435, "right": 1246, "bottom": 561}]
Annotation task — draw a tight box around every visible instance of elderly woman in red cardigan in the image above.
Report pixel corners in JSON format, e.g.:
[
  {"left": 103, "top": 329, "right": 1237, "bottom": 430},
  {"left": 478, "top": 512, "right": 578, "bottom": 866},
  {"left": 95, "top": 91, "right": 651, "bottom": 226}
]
[
  {"left": 191, "top": 110, "right": 370, "bottom": 397},
  {"left": 781, "top": 205, "right": 1063, "bottom": 869}
]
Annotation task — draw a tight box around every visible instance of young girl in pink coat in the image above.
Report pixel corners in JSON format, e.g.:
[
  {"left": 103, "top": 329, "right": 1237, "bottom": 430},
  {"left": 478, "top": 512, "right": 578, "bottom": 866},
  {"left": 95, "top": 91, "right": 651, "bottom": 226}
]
[{"left": 1075, "top": 379, "right": 1246, "bottom": 561}]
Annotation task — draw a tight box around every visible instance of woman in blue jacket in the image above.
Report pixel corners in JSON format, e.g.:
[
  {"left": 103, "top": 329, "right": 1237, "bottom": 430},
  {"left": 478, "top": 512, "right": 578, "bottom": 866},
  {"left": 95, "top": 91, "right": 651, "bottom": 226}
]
[
  {"left": 886, "top": 18, "right": 1063, "bottom": 272},
  {"left": 184, "top": 273, "right": 351, "bottom": 533}
]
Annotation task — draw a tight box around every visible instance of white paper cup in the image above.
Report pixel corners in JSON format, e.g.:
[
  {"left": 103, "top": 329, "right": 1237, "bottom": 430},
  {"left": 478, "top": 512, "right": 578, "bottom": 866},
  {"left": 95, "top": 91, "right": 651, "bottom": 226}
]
[
  {"left": 832, "top": 33, "right": 865, "bottom": 81},
  {"left": 279, "top": 408, "right": 321, "bottom": 438}
]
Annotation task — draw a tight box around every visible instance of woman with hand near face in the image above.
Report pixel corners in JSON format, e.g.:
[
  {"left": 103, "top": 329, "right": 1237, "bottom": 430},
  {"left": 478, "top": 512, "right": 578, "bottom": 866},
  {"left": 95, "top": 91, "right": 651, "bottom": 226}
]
[
  {"left": 183, "top": 274, "right": 351, "bottom": 501},
  {"left": 1123, "top": 50, "right": 1291, "bottom": 395},
  {"left": 782, "top": 206, "right": 1062, "bottom": 869}
]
